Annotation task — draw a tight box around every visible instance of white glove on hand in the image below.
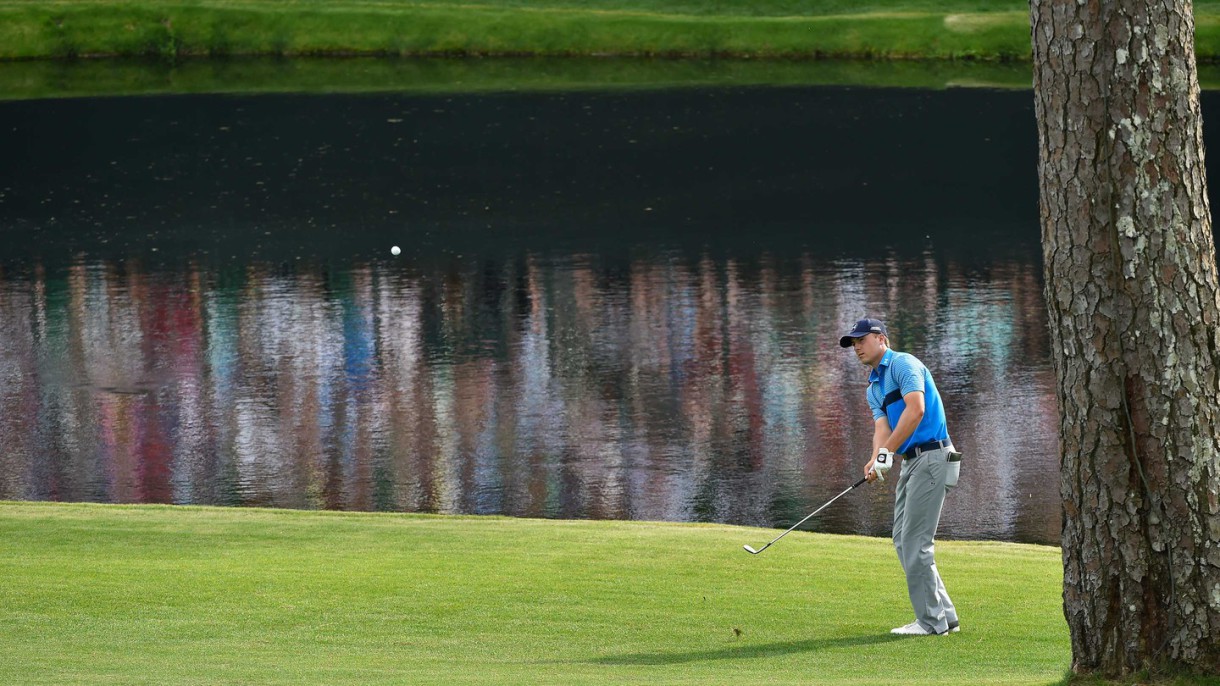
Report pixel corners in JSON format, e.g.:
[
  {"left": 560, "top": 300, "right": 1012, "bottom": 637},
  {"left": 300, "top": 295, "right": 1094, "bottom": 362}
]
[{"left": 871, "top": 448, "right": 894, "bottom": 483}]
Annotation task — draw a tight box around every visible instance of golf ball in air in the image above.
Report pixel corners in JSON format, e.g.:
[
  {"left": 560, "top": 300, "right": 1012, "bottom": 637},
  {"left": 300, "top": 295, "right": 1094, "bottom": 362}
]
[{"left": 391, "top": 246, "right": 401, "bottom": 256}]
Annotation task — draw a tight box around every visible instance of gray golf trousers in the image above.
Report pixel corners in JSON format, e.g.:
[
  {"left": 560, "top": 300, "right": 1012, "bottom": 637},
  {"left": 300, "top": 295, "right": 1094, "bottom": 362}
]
[{"left": 893, "top": 446, "right": 960, "bottom": 634}]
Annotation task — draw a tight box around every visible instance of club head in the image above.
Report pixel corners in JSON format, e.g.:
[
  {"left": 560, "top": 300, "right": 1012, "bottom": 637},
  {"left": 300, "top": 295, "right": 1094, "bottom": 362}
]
[{"left": 743, "top": 544, "right": 761, "bottom": 554}]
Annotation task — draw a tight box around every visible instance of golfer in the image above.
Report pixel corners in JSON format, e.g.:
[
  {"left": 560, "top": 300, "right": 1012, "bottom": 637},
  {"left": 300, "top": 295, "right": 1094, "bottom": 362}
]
[{"left": 839, "top": 318, "right": 961, "bottom": 636}]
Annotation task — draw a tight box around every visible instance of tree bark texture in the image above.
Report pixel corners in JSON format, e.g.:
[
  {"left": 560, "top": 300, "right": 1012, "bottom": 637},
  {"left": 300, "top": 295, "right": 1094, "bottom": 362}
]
[{"left": 1031, "top": 0, "right": 1220, "bottom": 677}]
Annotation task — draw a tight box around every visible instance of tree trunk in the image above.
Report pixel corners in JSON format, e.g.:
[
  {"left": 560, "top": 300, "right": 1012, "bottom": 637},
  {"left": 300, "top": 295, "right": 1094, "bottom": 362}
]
[{"left": 1031, "top": 0, "right": 1220, "bottom": 677}]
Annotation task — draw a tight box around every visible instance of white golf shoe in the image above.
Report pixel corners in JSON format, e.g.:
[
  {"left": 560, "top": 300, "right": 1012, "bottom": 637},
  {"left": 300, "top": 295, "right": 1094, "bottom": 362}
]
[
  {"left": 890, "top": 620, "right": 960, "bottom": 636},
  {"left": 890, "top": 621, "right": 935, "bottom": 636}
]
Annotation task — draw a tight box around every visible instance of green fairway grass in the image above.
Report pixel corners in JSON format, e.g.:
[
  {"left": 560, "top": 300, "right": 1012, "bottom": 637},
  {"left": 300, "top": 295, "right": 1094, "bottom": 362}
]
[
  {"left": 0, "top": 2, "right": 1024, "bottom": 61},
  {"left": 2, "top": 0, "right": 1220, "bottom": 62},
  {"left": 6, "top": 1, "right": 1220, "bottom": 99},
  {"left": 1, "top": 501, "right": 1068, "bottom": 685}
]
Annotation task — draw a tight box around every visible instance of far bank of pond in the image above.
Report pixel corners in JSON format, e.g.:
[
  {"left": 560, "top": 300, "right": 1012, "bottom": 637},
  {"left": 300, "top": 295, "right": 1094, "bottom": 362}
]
[
  {"left": 9, "top": 56, "right": 1220, "bottom": 103},
  {"left": 0, "top": 2, "right": 1034, "bottom": 61},
  {"left": 7, "top": 0, "right": 1220, "bottom": 62},
  {"left": 0, "top": 57, "right": 1043, "bottom": 102}
]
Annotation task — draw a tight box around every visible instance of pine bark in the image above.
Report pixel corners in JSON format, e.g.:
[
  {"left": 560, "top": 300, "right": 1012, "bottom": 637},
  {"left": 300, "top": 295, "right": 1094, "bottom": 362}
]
[{"left": 1031, "top": 0, "right": 1220, "bottom": 677}]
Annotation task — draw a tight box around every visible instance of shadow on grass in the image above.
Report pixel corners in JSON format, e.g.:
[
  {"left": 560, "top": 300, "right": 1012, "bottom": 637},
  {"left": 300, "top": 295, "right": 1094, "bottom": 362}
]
[{"left": 586, "top": 633, "right": 905, "bottom": 666}]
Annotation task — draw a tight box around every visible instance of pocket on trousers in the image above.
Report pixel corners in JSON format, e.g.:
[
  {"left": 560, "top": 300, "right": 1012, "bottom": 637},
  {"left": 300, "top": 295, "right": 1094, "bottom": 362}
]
[{"left": 945, "top": 459, "right": 961, "bottom": 489}]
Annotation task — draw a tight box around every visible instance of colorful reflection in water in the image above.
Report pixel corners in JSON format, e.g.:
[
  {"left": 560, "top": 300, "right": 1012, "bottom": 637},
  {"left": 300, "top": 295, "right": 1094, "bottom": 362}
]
[
  {"left": 0, "top": 250, "right": 1057, "bottom": 543},
  {"left": 0, "top": 81, "right": 1078, "bottom": 543}
]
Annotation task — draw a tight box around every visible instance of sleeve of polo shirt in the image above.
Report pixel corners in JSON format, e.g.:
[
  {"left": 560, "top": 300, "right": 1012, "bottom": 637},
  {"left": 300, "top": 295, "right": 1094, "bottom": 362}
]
[{"left": 890, "top": 354, "right": 927, "bottom": 396}]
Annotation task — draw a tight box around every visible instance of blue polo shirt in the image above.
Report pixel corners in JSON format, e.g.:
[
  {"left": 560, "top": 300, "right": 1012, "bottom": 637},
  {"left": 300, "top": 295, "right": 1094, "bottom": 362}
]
[{"left": 867, "top": 349, "right": 949, "bottom": 455}]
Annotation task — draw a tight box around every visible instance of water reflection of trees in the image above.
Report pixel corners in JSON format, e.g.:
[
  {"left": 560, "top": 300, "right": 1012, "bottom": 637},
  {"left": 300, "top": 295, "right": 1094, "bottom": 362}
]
[{"left": 0, "top": 250, "right": 1060, "bottom": 544}]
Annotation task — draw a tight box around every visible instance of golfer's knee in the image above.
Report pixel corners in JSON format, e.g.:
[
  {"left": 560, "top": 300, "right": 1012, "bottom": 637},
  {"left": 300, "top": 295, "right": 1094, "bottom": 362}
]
[{"left": 900, "top": 549, "right": 935, "bottom": 573}]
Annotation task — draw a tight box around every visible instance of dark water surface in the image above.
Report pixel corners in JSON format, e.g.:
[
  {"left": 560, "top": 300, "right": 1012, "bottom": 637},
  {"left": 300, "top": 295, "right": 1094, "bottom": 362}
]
[{"left": 0, "top": 84, "right": 1077, "bottom": 544}]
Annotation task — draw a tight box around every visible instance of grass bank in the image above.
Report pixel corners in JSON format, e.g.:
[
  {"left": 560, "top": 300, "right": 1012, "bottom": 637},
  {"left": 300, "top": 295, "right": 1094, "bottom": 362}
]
[
  {"left": 0, "top": 501, "right": 1068, "bottom": 685},
  {"left": 6, "top": 2, "right": 1220, "bottom": 63},
  {"left": 0, "top": 56, "right": 1040, "bottom": 101},
  {"left": 11, "top": 56, "right": 1220, "bottom": 101},
  {"left": 0, "top": 0, "right": 1082, "bottom": 61}
]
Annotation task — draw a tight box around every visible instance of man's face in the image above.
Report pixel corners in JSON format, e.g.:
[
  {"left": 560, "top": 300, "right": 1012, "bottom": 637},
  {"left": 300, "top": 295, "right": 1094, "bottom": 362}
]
[{"left": 851, "top": 333, "right": 887, "bottom": 367}]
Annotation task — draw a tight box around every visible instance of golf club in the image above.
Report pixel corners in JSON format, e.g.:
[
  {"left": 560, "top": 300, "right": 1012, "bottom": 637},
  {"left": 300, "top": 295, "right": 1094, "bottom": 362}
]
[{"left": 743, "top": 477, "right": 868, "bottom": 554}]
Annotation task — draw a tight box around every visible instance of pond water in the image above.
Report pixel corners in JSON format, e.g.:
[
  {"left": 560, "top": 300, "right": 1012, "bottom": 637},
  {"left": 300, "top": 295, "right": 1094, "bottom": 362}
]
[{"left": 2, "top": 78, "right": 1188, "bottom": 546}]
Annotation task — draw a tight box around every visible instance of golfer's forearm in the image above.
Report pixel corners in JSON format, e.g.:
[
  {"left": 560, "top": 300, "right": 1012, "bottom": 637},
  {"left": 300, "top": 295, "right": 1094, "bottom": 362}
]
[
  {"left": 884, "top": 409, "right": 923, "bottom": 452},
  {"left": 872, "top": 420, "right": 891, "bottom": 453}
]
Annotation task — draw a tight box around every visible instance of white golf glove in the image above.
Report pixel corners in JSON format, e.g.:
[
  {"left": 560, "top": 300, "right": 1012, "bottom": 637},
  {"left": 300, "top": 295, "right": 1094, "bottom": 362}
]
[{"left": 871, "top": 448, "right": 894, "bottom": 483}]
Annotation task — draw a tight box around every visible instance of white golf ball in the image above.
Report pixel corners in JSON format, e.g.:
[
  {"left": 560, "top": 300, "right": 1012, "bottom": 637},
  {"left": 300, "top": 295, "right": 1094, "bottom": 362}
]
[{"left": 390, "top": 246, "right": 401, "bottom": 256}]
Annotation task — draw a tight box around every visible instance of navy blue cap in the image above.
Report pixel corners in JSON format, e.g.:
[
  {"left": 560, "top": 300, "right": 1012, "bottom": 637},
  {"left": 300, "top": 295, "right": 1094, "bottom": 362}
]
[{"left": 839, "top": 318, "right": 887, "bottom": 347}]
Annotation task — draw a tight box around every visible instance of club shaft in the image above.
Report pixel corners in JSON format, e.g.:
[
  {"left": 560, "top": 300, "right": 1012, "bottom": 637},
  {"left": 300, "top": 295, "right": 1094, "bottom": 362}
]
[{"left": 760, "top": 477, "right": 867, "bottom": 548}]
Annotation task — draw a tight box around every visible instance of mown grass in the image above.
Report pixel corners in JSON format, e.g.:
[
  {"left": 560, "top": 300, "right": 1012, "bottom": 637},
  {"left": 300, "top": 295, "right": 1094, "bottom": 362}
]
[
  {"left": 6, "top": 1, "right": 1220, "bottom": 62},
  {"left": 0, "top": 0, "right": 1065, "bottom": 61},
  {"left": 1, "top": 501, "right": 1068, "bottom": 685}
]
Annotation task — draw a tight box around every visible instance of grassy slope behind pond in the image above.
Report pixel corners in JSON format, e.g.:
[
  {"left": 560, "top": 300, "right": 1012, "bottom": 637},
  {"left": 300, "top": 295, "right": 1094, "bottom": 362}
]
[
  {"left": 0, "top": 502, "right": 1068, "bottom": 686},
  {"left": 5, "top": 0, "right": 1220, "bottom": 61},
  {"left": 0, "top": 57, "right": 1045, "bottom": 101}
]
